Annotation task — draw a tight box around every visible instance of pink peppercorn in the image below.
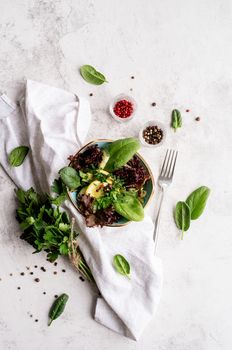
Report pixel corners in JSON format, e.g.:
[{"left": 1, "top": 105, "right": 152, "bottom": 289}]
[{"left": 113, "top": 99, "right": 134, "bottom": 119}]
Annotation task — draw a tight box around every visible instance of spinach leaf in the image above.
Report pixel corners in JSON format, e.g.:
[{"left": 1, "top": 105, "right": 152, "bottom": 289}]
[
  {"left": 48, "top": 293, "right": 69, "bottom": 326},
  {"left": 171, "top": 109, "right": 182, "bottom": 132},
  {"left": 105, "top": 138, "right": 140, "bottom": 172},
  {"left": 186, "top": 186, "right": 210, "bottom": 220},
  {"left": 80, "top": 65, "right": 107, "bottom": 85},
  {"left": 9, "top": 146, "right": 29, "bottom": 167},
  {"left": 113, "top": 254, "right": 130, "bottom": 278},
  {"left": 113, "top": 192, "right": 144, "bottom": 221},
  {"left": 174, "top": 201, "right": 190, "bottom": 239},
  {"left": 59, "top": 167, "right": 80, "bottom": 190}
]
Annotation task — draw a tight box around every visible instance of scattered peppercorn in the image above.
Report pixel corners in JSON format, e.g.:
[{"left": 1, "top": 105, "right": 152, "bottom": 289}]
[
  {"left": 43, "top": 292, "right": 46, "bottom": 295},
  {"left": 30, "top": 315, "right": 33, "bottom": 318},
  {"left": 113, "top": 99, "right": 134, "bottom": 119},
  {"left": 142, "top": 125, "right": 163, "bottom": 145},
  {"left": 89, "top": 93, "right": 93, "bottom": 97},
  {"left": 26, "top": 266, "right": 30, "bottom": 270},
  {"left": 35, "top": 319, "right": 38, "bottom": 322},
  {"left": 62, "top": 269, "right": 66, "bottom": 273},
  {"left": 195, "top": 117, "right": 200, "bottom": 121},
  {"left": 131, "top": 76, "right": 134, "bottom": 79},
  {"left": 9, "top": 273, "right": 13, "bottom": 276},
  {"left": 34, "top": 265, "right": 38, "bottom": 268},
  {"left": 20, "top": 272, "right": 25, "bottom": 276},
  {"left": 130, "top": 88, "right": 133, "bottom": 91},
  {"left": 53, "top": 271, "right": 57, "bottom": 275},
  {"left": 186, "top": 109, "right": 190, "bottom": 112},
  {"left": 34, "top": 278, "right": 40, "bottom": 282},
  {"left": 54, "top": 295, "right": 58, "bottom": 298},
  {"left": 40, "top": 267, "right": 46, "bottom": 272},
  {"left": 30, "top": 272, "right": 34, "bottom": 275},
  {"left": 151, "top": 102, "right": 156, "bottom": 107},
  {"left": 79, "top": 276, "right": 85, "bottom": 282},
  {"left": 17, "top": 287, "right": 21, "bottom": 290},
  {"left": 54, "top": 262, "right": 57, "bottom": 266},
  {"left": 0, "top": 278, "right": 2, "bottom": 281}
]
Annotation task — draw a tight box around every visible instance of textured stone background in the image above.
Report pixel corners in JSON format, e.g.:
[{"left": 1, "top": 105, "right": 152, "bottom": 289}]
[{"left": 0, "top": 1, "right": 232, "bottom": 349}]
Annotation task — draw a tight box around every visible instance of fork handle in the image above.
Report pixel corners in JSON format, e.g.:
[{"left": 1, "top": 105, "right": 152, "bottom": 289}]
[{"left": 153, "top": 188, "right": 165, "bottom": 252}]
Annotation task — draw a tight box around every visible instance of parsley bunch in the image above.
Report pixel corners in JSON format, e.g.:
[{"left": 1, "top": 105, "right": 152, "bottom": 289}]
[
  {"left": 15, "top": 187, "right": 74, "bottom": 262},
  {"left": 15, "top": 186, "right": 94, "bottom": 281}
]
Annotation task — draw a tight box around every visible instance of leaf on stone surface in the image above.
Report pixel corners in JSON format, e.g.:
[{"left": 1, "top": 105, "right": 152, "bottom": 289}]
[
  {"left": 80, "top": 65, "right": 107, "bottom": 85},
  {"left": 113, "top": 254, "right": 131, "bottom": 278}
]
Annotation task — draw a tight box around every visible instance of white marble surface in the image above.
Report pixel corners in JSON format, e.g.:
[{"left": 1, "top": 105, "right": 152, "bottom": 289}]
[{"left": 0, "top": 0, "right": 232, "bottom": 349}]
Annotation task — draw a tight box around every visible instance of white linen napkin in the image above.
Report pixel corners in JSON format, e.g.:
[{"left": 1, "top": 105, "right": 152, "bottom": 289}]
[{"left": 0, "top": 80, "right": 162, "bottom": 340}]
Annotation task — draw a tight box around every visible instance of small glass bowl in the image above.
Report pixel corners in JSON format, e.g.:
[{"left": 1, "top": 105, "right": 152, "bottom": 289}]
[
  {"left": 109, "top": 94, "right": 137, "bottom": 123},
  {"left": 139, "top": 120, "right": 167, "bottom": 148}
]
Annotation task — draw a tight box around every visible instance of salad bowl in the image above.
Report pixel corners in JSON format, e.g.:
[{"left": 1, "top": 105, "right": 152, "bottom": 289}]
[{"left": 67, "top": 139, "right": 154, "bottom": 227}]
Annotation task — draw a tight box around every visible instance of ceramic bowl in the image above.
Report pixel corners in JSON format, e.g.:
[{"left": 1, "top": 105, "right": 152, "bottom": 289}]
[{"left": 67, "top": 139, "right": 154, "bottom": 227}]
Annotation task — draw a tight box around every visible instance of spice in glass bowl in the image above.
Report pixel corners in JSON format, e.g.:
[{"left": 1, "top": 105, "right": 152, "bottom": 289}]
[
  {"left": 142, "top": 125, "right": 163, "bottom": 145},
  {"left": 109, "top": 94, "right": 137, "bottom": 123},
  {"left": 113, "top": 100, "right": 133, "bottom": 119},
  {"left": 139, "top": 121, "right": 166, "bottom": 148}
]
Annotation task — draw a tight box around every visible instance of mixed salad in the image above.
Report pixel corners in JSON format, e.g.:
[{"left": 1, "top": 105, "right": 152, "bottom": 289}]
[{"left": 67, "top": 138, "right": 151, "bottom": 227}]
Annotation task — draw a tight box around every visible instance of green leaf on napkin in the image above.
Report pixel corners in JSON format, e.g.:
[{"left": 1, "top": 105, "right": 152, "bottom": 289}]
[
  {"left": 113, "top": 254, "right": 131, "bottom": 278},
  {"left": 8, "top": 146, "right": 29, "bottom": 167}
]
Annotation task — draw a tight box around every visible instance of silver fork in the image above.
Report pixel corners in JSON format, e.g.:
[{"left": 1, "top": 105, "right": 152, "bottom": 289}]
[{"left": 153, "top": 149, "right": 178, "bottom": 251}]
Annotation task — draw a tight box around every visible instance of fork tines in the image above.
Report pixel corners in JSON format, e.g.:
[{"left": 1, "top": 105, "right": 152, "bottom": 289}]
[{"left": 160, "top": 149, "right": 178, "bottom": 180}]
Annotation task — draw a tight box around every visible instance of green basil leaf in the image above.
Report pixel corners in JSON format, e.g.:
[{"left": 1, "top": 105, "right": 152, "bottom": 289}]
[
  {"left": 171, "top": 109, "right": 182, "bottom": 132},
  {"left": 59, "top": 167, "right": 80, "bottom": 190},
  {"left": 9, "top": 146, "right": 29, "bottom": 167},
  {"left": 113, "top": 254, "right": 130, "bottom": 278},
  {"left": 114, "top": 193, "right": 144, "bottom": 221},
  {"left": 105, "top": 138, "right": 140, "bottom": 172},
  {"left": 186, "top": 186, "right": 210, "bottom": 220},
  {"left": 80, "top": 65, "right": 107, "bottom": 85},
  {"left": 174, "top": 201, "right": 190, "bottom": 239},
  {"left": 48, "top": 293, "right": 69, "bottom": 326}
]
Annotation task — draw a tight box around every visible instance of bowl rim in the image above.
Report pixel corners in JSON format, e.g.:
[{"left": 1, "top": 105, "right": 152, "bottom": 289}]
[{"left": 67, "top": 138, "right": 155, "bottom": 227}]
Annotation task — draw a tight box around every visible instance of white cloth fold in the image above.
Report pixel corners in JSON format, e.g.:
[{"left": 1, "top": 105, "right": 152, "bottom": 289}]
[{"left": 0, "top": 80, "right": 162, "bottom": 340}]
